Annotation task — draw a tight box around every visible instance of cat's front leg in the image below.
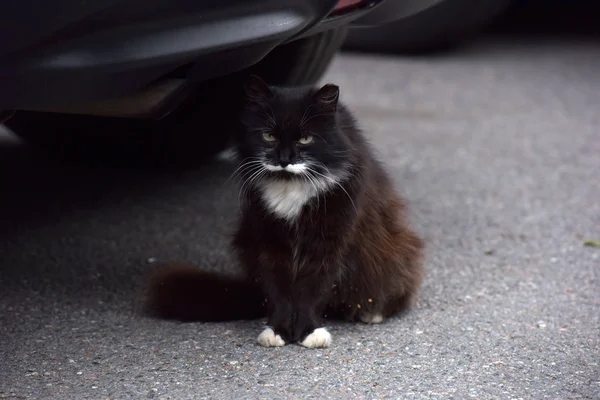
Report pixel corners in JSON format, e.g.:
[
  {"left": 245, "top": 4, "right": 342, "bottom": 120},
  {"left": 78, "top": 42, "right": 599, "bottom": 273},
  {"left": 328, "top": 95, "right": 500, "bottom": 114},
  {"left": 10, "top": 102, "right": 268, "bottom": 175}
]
[
  {"left": 256, "top": 275, "right": 296, "bottom": 347},
  {"left": 254, "top": 256, "right": 336, "bottom": 348},
  {"left": 256, "top": 326, "right": 286, "bottom": 347},
  {"left": 289, "top": 274, "right": 334, "bottom": 349},
  {"left": 299, "top": 327, "right": 332, "bottom": 349},
  {"left": 262, "top": 297, "right": 295, "bottom": 345},
  {"left": 257, "top": 275, "right": 331, "bottom": 348}
]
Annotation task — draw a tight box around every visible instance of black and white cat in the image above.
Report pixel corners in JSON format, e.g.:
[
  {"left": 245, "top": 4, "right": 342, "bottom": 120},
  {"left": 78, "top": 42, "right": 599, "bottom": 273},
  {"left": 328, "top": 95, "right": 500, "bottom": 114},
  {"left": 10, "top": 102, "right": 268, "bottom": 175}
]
[{"left": 147, "top": 76, "right": 424, "bottom": 348}]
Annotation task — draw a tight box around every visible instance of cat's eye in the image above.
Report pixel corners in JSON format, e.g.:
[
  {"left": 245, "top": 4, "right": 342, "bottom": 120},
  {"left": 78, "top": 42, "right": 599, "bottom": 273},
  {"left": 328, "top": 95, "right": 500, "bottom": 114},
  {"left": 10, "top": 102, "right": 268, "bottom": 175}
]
[
  {"left": 262, "top": 132, "right": 276, "bottom": 142},
  {"left": 298, "top": 135, "right": 313, "bottom": 145}
]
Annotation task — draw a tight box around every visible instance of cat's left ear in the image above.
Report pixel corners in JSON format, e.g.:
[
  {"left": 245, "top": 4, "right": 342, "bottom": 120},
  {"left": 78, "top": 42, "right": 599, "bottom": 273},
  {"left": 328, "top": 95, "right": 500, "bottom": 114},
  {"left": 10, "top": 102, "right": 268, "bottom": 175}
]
[
  {"left": 245, "top": 75, "right": 273, "bottom": 102},
  {"left": 313, "top": 84, "right": 339, "bottom": 112}
]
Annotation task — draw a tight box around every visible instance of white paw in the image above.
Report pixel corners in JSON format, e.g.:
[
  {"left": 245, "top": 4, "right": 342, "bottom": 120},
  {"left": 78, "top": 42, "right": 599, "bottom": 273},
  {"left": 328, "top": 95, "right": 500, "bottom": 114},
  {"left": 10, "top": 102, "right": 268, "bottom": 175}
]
[
  {"left": 257, "top": 327, "right": 285, "bottom": 347},
  {"left": 360, "top": 313, "right": 384, "bottom": 324},
  {"left": 299, "top": 328, "right": 332, "bottom": 349}
]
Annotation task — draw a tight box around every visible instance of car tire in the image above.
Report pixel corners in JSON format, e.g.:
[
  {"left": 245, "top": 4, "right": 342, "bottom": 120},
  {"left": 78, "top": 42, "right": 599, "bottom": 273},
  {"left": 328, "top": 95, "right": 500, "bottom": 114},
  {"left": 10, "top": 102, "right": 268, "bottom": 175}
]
[
  {"left": 6, "top": 28, "right": 346, "bottom": 167},
  {"left": 343, "top": 0, "right": 510, "bottom": 54},
  {"left": 250, "top": 27, "right": 347, "bottom": 86}
]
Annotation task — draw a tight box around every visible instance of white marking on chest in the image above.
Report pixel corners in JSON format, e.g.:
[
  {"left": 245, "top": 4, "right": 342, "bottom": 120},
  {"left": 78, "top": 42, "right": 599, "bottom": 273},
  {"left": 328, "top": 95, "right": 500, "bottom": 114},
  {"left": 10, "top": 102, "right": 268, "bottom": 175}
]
[{"left": 259, "top": 179, "right": 319, "bottom": 221}]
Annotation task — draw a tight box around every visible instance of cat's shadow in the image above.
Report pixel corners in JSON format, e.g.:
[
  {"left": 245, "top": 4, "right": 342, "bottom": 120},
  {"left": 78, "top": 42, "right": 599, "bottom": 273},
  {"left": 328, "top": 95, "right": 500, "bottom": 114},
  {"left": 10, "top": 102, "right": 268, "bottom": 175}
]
[{"left": 0, "top": 129, "right": 242, "bottom": 309}]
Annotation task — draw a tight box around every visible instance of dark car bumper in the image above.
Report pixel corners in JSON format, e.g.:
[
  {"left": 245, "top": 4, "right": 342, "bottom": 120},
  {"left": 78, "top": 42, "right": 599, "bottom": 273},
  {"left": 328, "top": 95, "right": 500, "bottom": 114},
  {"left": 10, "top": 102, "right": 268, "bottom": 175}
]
[{"left": 0, "top": 0, "right": 438, "bottom": 110}]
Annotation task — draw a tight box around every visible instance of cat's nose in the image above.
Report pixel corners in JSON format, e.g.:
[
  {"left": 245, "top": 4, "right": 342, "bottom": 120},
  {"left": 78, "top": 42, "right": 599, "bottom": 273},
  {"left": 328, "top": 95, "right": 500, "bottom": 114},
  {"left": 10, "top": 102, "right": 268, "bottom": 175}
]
[{"left": 279, "top": 149, "right": 292, "bottom": 167}]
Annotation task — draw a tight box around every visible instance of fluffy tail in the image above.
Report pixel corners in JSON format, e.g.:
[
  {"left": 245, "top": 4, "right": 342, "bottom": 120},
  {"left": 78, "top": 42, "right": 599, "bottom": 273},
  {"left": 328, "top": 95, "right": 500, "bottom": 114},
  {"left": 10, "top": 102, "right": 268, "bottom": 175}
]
[{"left": 145, "top": 262, "right": 266, "bottom": 322}]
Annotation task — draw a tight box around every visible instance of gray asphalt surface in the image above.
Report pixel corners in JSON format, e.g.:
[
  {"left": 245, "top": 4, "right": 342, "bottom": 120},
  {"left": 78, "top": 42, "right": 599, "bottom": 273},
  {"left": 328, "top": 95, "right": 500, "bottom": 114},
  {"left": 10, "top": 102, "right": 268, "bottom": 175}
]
[{"left": 1, "top": 37, "right": 599, "bottom": 399}]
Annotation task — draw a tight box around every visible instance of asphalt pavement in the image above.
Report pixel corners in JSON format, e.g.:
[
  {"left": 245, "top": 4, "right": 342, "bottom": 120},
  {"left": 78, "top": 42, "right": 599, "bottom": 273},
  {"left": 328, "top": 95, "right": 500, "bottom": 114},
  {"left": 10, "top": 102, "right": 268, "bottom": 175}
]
[{"left": 1, "top": 36, "right": 599, "bottom": 399}]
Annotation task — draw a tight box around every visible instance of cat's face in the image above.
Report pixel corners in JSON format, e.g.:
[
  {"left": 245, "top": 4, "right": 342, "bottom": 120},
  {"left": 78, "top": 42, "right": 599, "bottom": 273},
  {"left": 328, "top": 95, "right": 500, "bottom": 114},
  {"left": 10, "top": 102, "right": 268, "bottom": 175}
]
[{"left": 237, "top": 76, "right": 352, "bottom": 181}]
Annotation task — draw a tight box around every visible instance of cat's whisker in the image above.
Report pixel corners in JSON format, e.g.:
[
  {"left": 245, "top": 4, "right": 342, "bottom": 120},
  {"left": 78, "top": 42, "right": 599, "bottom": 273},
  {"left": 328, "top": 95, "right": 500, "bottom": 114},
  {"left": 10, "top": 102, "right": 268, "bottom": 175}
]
[
  {"left": 231, "top": 161, "right": 263, "bottom": 181},
  {"left": 230, "top": 166, "right": 263, "bottom": 196},
  {"left": 262, "top": 112, "right": 277, "bottom": 128},
  {"left": 237, "top": 165, "right": 265, "bottom": 209},
  {"left": 299, "top": 104, "right": 315, "bottom": 127},
  {"left": 331, "top": 150, "right": 353, "bottom": 155},
  {"left": 265, "top": 105, "right": 277, "bottom": 127},
  {"left": 303, "top": 130, "right": 329, "bottom": 144},
  {"left": 239, "top": 165, "right": 269, "bottom": 201},
  {"left": 239, "top": 163, "right": 263, "bottom": 183},
  {"left": 306, "top": 167, "right": 357, "bottom": 214},
  {"left": 248, "top": 168, "right": 268, "bottom": 189},
  {"left": 299, "top": 112, "right": 331, "bottom": 128},
  {"left": 227, "top": 159, "right": 263, "bottom": 185},
  {"left": 230, "top": 157, "right": 263, "bottom": 175},
  {"left": 243, "top": 168, "right": 270, "bottom": 211},
  {"left": 237, "top": 171, "right": 260, "bottom": 201},
  {"left": 238, "top": 167, "right": 262, "bottom": 196},
  {"left": 301, "top": 171, "right": 321, "bottom": 212},
  {"left": 227, "top": 156, "right": 261, "bottom": 173}
]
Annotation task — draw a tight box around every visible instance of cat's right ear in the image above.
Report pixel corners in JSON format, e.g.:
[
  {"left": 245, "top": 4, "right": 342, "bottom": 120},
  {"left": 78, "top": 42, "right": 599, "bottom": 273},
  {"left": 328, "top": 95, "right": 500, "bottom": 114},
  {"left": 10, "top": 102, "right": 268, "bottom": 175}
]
[
  {"left": 313, "top": 83, "right": 339, "bottom": 112},
  {"left": 244, "top": 75, "right": 273, "bottom": 102}
]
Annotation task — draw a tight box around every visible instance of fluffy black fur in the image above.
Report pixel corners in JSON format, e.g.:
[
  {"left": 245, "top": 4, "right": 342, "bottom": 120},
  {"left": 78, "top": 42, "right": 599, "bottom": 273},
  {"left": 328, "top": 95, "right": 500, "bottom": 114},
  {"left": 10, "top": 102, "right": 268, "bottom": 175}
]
[{"left": 147, "top": 76, "right": 424, "bottom": 348}]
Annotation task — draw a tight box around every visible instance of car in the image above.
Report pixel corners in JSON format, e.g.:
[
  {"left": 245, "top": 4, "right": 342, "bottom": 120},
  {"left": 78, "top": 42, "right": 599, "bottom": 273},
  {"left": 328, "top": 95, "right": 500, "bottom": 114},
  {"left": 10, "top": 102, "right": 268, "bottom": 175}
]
[
  {"left": 0, "top": 0, "right": 443, "bottom": 165},
  {"left": 343, "top": 0, "right": 512, "bottom": 54},
  {"left": 342, "top": 0, "right": 591, "bottom": 55}
]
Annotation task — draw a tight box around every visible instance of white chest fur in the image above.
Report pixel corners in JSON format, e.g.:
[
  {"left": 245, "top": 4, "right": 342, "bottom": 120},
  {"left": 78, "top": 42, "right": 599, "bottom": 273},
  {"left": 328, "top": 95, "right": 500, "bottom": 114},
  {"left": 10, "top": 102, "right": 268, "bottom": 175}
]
[{"left": 258, "top": 179, "right": 319, "bottom": 221}]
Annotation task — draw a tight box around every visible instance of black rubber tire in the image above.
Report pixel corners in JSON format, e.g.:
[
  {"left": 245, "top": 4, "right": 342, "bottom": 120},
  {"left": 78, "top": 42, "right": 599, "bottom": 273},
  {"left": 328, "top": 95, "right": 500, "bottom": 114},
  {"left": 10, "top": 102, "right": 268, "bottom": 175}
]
[
  {"left": 6, "top": 28, "right": 346, "bottom": 167},
  {"left": 343, "top": 0, "right": 511, "bottom": 54},
  {"left": 250, "top": 27, "right": 347, "bottom": 86}
]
